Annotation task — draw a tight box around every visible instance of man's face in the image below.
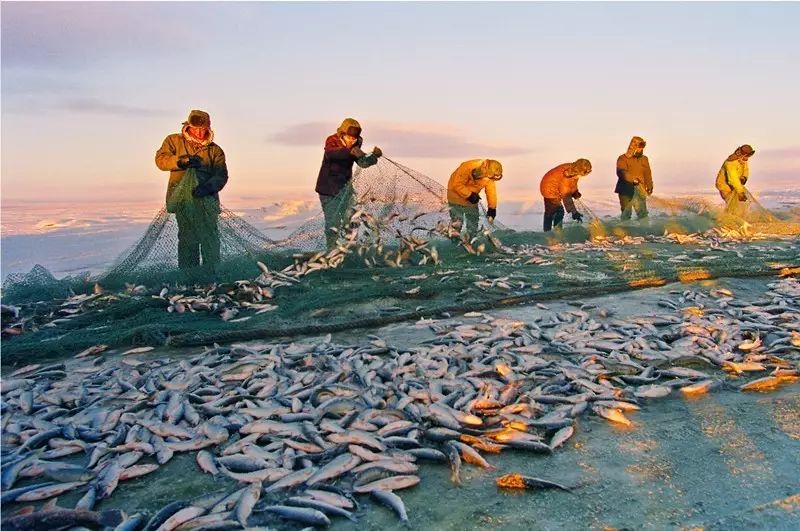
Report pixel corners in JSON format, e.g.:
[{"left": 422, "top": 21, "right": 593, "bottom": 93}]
[{"left": 188, "top": 126, "right": 207, "bottom": 138}]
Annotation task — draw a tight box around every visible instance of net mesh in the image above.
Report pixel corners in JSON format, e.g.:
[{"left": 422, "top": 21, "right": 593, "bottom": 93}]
[
  {"left": 279, "top": 157, "right": 503, "bottom": 251},
  {"left": 2, "top": 159, "right": 799, "bottom": 363}
]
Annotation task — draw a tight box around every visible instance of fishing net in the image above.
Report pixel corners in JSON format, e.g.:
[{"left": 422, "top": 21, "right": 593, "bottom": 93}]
[
  {"left": 279, "top": 157, "right": 503, "bottom": 251},
  {"left": 102, "top": 169, "right": 277, "bottom": 284},
  {"left": 2, "top": 159, "right": 799, "bottom": 363}
]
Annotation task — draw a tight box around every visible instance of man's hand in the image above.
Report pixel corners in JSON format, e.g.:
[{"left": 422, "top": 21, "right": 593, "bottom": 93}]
[
  {"left": 467, "top": 192, "right": 480, "bottom": 204},
  {"left": 572, "top": 191, "right": 582, "bottom": 199},
  {"left": 571, "top": 211, "right": 584, "bottom": 222},
  {"left": 192, "top": 184, "right": 212, "bottom": 198},
  {"left": 632, "top": 180, "right": 640, "bottom": 186},
  {"left": 738, "top": 191, "right": 748, "bottom": 202},
  {"left": 646, "top": 186, "right": 654, "bottom": 195},
  {"left": 372, "top": 146, "right": 383, "bottom": 158},
  {"left": 350, "top": 146, "right": 366, "bottom": 158},
  {"left": 487, "top": 207, "right": 496, "bottom": 224},
  {"left": 179, "top": 155, "right": 202, "bottom": 169}
]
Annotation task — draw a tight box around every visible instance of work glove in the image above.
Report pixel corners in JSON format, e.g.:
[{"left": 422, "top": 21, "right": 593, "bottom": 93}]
[
  {"left": 738, "top": 192, "right": 748, "bottom": 202},
  {"left": 571, "top": 211, "right": 584, "bottom": 223},
  {"left": 572, "top": 191, "right": 582, "bottom": 199},
  {"left": 192, "top": 184, "right": 213, "bottom": 198},
  {"left": 486, "top": 208, "right": 496, "bottom": 223},
  {"left": 372, "top": 146, "right": 383, "bottom": 158},
  {"left": 467, "top": 192, "right": 480, "bottom": 205},
  {"left": 178, "top": 155, "right": 202, "bottom": 169},
  {"left": 350, "top": 146, "right": 366, "bottom": 158}
]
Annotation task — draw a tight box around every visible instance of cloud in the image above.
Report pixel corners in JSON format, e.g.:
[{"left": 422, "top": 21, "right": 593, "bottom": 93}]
[
  {"left": 270, "top": 121, "right": 531, "bottom": 158},
  {"left": 759, "top": 146, "right": 800, "bottom": 160},
  {"left": 58, "top": 98, "right": 170, "bottom": 118},
  {"left": 1, "top": 3, "right": 186, "bottom": 68}
]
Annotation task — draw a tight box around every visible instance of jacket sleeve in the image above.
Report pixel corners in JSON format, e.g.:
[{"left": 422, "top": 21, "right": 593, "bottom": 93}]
[
  {"left": 643, "top": 157, "right": 653, "bottom": 190},
  {"left": 560, "top": 180, "right": 577, "bottom": 212},
  {"left": 484, "top": 181, "right": 497, "bottom": 209},
  {"left": 356, "top": 153, "right": 379, "bottom": 169},
  {"left": 155, "top": 136, "right": 181, "bottom": 171},
  {"left": 451, "top": 169, "right": 473, "bottom": 199},
  {"left": 205, "top": 146, "right": 229, "bottom": 193},
  {"left": 324, "top": 135, "right": 354, "bottom": 162},
  {"left": 725, "top": 161, "right": 746, "bottom": 193}
]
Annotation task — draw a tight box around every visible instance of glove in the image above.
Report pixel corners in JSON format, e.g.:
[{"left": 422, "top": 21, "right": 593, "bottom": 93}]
[
  {"left": 487, "top": 207, "right": 496, "bottom": 223},
  {"left": 177, "top": 155, "right": 190, "bottom": 169},
  {"left": 571, "top": 211, "right": 584, "bottom": 222},
  {"left": 646, "top": 186, "right": 654, "bottom": 195},
  {"left": 572, "top": 191, "right": 582, "bottom": 199},
  {"left": 192, "top": 184, "right": 213, "bottom": 198},
  {"left": 372, "top": 146, "right": 383, "bottom": 158},
  {"left": 738, "top": 192, "right": 748, "bottom": 202},
  {"left": 467, "top": 192, "right": 480, "bottom": 204},
  {"left": 350, "top": 146, "right": 366, "bottom": 158}
]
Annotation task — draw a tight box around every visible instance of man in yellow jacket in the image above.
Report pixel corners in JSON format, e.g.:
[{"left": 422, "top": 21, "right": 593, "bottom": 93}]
[
  {"left": 447, "top": 159, "right": 502, "bottom": 237},
  {"left": 716, "top": 144, "right": 755, "bottom": 211}
]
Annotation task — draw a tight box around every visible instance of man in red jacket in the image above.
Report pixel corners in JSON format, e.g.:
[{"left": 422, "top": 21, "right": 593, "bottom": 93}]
[
  {"left": 539, "top": 159, "right": 592, "bottom": 232},
  {"left": 315, "top": 118, "right": 382, "bottom": 249}
]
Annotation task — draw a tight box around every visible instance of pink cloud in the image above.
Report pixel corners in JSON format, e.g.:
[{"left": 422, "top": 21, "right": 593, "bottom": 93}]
[{"left": 270, "top": 121, "right": 531, "bottom": 159}]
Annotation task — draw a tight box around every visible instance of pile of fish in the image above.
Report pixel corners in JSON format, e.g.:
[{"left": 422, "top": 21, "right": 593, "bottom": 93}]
[{"left": 2, "top": 276, "right": 798, "bottom": 529}]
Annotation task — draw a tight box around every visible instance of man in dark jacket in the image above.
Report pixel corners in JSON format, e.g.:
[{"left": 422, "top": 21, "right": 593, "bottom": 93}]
[
  {"left": 156, "top": 109, "right": 228, "bottom": 270},
  {"left": 315, "top": 118, "right": 382, "bottom": 249},
  {"left": 615, "top": 136, "right": 653, "bottom": 221}
]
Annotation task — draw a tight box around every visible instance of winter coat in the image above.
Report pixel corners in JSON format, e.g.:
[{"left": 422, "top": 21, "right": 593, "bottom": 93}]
[
  {"left": 716, "top": 159, "right": 749, "bottom": 195},
  {"left": 540, "top": 163, "right": 581, "bottom": 213},
  {"left": 155, "top": 130, "right": 228, "bottom": 203},
  {"left": 315, "top": 132, "right": 379, "bottom": 197},
  {"left": 447, "top": 159, "right": 498, "bottom": 208},
  {"left": 615, "top": 155, "right": 653, "bottom": 195}
]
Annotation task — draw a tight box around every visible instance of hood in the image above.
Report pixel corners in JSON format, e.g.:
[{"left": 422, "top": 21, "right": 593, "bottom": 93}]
[
  {"left": 625, "top": 136, "right": 646, "bottom": 158},
  {"left": 727, "top": 144, "right": 755, "bottom": 162},
  {"left": 474, "top": 159, "right": 503, "bottom": 180},
  {"left": 182, "top": 123, "right": 214, "bottom": 146},
  {"left": 336, "top": 118, "right": 362, "bottom": 137}
]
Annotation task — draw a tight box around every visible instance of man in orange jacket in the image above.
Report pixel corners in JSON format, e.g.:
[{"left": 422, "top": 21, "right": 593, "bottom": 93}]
[
  {"left": 447, "top": 159, "right": 502, "bottom": 237},
  {"left": 539, "top": 159, "right": 592, "bottom": 231}
]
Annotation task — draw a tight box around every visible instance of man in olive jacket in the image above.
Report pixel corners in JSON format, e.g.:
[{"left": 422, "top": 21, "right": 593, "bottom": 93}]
[
  {"left": 315, "top": 118, "right": 382, "bottom": 249},
  {"left": 155, "top": 110, "right": 228, "bottom": 270},
  {"left": 615, "top": 136, "right": 653, "bottom": 221}
]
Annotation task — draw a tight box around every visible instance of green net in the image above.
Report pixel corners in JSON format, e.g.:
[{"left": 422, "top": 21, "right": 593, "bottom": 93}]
[{"left": 2, "top": 159, "right": 799, "bottom": 364}]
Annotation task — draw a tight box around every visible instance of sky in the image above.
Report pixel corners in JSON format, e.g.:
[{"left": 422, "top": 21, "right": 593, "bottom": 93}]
[{"left": 2, "top": 1, "right": 799, "bottom": 206}]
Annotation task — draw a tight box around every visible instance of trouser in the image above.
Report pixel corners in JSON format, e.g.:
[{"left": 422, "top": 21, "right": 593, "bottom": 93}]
[
  {"left": 619, "top": 189, "right": 648, "bottom": 220},
  {"left": 319, "top": 183, "right": 355, "bottom": 250},
  {"left": 543, "top": 198, "right": 565, "bottom": 232},
  {"left": 719, "top": 189, "right": 746, "bottom": 215},
  {"left": 448, "top": 202, "right": 480, "bottom": 238},
  {"left": 176, "top": 210, "right": 220, "bottom": 270}
]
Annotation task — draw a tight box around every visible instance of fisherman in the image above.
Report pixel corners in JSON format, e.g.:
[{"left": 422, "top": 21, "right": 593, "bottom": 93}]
[
  {"left": 315, "top": 118, "right": 382, "bottom": 250},
  {"left": 716, "top": 144, "right": 755, "bottom": 212},
  {"left": 446, "top": 159, "right": 502, "bottom": 238},
  {"left": 539, "top": 159, "right": 592, "bottom": 231},
  {"left": 155, "top": 110, "right": 228, "bottom": 271},
  {"left": 615, "top": 136, "right": 653, "bottom": 221}
]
